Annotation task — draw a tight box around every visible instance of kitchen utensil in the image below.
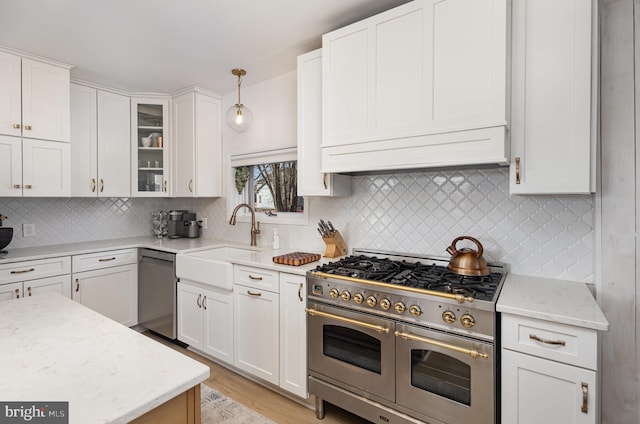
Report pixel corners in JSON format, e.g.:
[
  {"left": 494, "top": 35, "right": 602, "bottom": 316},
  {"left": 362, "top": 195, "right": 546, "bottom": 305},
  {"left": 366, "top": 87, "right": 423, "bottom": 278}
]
[
  {"left": 0, "top": 227, "right": 13, "bottom": 253},
  {"left": 273, "top": 251, "right": 321, "bottom": 266},
  {"left": 446, "top": 236, "right": 489, "bottom": 276}
]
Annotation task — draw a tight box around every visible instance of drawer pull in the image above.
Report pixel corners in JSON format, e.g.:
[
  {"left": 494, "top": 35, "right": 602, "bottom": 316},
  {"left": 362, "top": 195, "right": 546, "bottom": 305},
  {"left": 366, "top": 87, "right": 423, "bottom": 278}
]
[
  {"left": 581, "top": 382, "right": 588, "bottom": 413},
  {"left": 27, "top": 287, "right": 32, "bottom": 296},
  {"left": 98, "top": 257, "right": 116, "bottom": 262},
  {"left": 248, "top": 275, "right": 263, "bottom": 281},
  {"left": 247, "top": 290, "right": 262, "bottom": 297},
  {"left": 13, "top": 184, "right": 21, "bottom": 189},
  {"left": 15, "top": 288, "right": 20, "bottom": 298},
  {"left": 24, "top": 125, "right": 32, "bottom": 130},
  {"left": 11, "top": 268, "right": 35, "bottom": 274},
  {"left": 202, "top": 295, "right": 207, "bottom": 310},
  {"left": 24, "top": 184, "right": 32, "bottom": 189},
  {"left": 529, "top": 334, "right": 566, "bottom": 346},
  {"left": 197, "top": 294, "right": 202, "bottom": 308},
  {"left": 13, "top": 123, "right": 20, "bottom": 129}
]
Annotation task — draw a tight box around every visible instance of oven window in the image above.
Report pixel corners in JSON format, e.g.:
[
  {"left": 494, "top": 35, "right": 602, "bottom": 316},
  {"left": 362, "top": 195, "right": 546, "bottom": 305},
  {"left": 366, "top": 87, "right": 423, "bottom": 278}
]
[
  {"left": 410, "top": 350, "right": 471, "bottom": 406},
  {"left": 323, "top": 325, "right": 381, "bottom": 374}
]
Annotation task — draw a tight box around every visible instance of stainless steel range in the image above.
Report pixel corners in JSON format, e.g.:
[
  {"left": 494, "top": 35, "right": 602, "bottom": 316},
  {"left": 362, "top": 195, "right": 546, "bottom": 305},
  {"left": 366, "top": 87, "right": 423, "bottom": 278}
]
[{"left": 306, "top": 248, "right": 507, "bottom": 424}]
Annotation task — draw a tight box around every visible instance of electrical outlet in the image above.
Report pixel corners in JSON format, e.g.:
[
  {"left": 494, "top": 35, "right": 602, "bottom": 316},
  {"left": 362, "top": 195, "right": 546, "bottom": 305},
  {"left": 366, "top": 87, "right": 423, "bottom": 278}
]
[
  {"left": 23, "top": 223, "right": 36, "bottom": 237},
  {"left": 201, "top": 218, "right": 208, "bottom": 229}
]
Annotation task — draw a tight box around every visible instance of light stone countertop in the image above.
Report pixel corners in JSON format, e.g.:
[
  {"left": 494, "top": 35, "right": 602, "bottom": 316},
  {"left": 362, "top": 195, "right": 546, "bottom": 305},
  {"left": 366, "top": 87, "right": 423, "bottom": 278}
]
[
  {"left": 497, "top": 274, "right": 609, "bottom": 331},
  {"left": 0, "top": 292, "right": 209, "bottom": 424}
]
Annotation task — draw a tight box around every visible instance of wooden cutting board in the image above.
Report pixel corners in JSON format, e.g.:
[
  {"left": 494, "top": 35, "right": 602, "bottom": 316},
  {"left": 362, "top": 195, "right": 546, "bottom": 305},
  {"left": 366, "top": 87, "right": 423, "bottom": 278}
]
[{"left": 273, "top": 251, "right": 321, "bottom": 266}]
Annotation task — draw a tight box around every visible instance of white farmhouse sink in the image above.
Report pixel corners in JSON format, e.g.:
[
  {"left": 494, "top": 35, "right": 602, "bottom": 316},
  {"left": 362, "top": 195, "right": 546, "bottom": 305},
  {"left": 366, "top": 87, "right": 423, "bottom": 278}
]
[{"left": 176, "top": 247, "right": 256, "bottom": 290}]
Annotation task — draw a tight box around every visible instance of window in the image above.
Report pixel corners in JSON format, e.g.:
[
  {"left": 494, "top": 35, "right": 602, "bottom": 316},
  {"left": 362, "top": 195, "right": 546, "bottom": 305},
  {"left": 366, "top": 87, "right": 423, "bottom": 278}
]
[{"left": 230, "top": 149, "right": 308, "bottom": 225}]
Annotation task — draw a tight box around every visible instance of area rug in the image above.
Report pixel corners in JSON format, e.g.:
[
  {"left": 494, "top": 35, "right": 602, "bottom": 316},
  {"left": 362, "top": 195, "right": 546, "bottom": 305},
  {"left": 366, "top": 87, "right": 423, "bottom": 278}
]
[{"left": 201, "top": 384, "right": 276, "bottom": 424}]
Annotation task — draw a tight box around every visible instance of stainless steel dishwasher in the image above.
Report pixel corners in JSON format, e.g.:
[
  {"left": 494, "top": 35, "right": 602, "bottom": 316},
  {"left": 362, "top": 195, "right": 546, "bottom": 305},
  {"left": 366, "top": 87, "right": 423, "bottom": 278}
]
[{"left": 138, "top": 249, "right": 176, "bottom": 340}]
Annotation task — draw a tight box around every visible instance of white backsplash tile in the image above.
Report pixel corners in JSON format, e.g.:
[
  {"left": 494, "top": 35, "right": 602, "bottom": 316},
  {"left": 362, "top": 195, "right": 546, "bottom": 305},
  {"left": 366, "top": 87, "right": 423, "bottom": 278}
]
[{"left": 0, "top": 167, "right": 594, "bottom": 282}]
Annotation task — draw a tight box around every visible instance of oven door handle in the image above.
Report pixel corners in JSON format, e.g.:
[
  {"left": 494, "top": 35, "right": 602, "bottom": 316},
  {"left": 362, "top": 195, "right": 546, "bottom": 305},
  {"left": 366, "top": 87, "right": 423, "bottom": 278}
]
[
  {"left": 305, "top": 308, "right": 390, "bottom": 334},
  {"left": 395, "top": 331, "right": 490, "bottom": 360}
]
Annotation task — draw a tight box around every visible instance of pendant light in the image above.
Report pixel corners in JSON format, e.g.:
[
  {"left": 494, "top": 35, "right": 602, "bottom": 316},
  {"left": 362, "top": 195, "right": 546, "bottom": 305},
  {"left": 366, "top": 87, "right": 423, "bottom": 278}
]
[{"left": 226, "top": 68, "right": 253, "bottom": 133}]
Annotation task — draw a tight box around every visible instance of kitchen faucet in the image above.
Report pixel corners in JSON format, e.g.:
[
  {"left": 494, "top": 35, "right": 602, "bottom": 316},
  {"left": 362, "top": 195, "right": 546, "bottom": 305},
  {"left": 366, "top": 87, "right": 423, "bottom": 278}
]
[{"left": 229, "top": 203, "right": 261, "bottom": 246}]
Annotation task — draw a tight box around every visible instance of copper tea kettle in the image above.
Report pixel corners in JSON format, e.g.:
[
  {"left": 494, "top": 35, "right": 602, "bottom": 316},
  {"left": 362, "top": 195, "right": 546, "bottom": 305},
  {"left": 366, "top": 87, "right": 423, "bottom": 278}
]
[{"left": 446, "top": 236, "right": 489, "bottom": 276}]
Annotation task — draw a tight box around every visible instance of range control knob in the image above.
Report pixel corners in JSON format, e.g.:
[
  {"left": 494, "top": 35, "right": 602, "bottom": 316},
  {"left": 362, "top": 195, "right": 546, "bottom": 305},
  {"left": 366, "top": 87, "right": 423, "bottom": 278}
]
[
  {"left": 329, "top": 288, "right": 339, "bottom": 299},
  {"left": 409, "top": 305, "right": 422, "bottom": 317},
  {"left": 341, "top": 290, "right": 352, "bottom": 301},
  {"left": 394, "top": 302, "right": 406, "bottom": 314},
  {"left": 366, "top": 296, "right": 377, "bottom": 307},
  {"left": 353, "top": 293, "right": 364, "bottom": 304},
  {"left": 461, "top": 314, "right": 475, "bottom": 328},
  {"left": 442, "top": 310, "right": 456, "bottom": 324},
  {"left": 380, "top": 298, "right": 391, "bottom": 310}
]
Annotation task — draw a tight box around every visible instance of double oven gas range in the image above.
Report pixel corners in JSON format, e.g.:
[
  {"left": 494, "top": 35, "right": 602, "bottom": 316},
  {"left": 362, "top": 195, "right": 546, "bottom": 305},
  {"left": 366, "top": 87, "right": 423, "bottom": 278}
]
[{"left": 306, "top": 249, "right": 507, "bottom": 424}]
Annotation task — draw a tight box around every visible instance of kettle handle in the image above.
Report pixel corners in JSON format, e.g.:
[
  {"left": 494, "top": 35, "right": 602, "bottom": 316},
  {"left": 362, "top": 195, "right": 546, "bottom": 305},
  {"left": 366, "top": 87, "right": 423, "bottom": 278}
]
[{"left": 447, "top": 236, "right": 484, "bottom": 258}]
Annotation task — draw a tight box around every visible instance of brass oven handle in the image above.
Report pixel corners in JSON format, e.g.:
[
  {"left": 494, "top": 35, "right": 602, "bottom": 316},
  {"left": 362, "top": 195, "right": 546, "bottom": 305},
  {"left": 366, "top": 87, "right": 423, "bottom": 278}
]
[
  {"left": 11, "top": 268, "right": 35, "bottom": 274},
  {"left": 305, "top": 308, "right": 390, "bottom": 334},
  {"left": 515, "top": 157, "right": 521, "bottom": 184},
  {"left": 297, "top": 283, "right": 303, "bottom": 302},
  {"left": 395, "top": 331, "right": 489, "bottom": 360},
  {"left": 581, "top": 382, "right": 588, "bottom": 413},
  {"left": 98, "top": 257, "right": 116, "bottom": 262},
  {"left": 311, "top": 271, "right": 474, "bottom": 304},
  {"left": 529, "top": 334, "right": 566, "bottom": 346}
]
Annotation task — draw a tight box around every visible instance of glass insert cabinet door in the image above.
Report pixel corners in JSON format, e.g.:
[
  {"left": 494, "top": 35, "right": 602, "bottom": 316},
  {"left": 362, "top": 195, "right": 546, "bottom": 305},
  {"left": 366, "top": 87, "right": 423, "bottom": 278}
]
[{"left": 131, "top": 98, "right": 170, "bottom": 196}]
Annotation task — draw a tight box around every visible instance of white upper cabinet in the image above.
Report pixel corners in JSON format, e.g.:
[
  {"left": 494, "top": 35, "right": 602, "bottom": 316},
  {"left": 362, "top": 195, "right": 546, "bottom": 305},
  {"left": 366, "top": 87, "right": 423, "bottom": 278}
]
[
  {"left": 297, "top": 49, "right": 351, "bottom": 197},
  {"left": 321, "top": 0, "right": 509, "bottom": 173},
  {"left": 0, "top": 135, "right": 22, "bottom": 196},
  {"left": 172, "top": 89, "right": 223, "bottom": 198},
  {"left": 510, "top": 0, "right": 595, "bottom": 194},
  {"left": 0, "top": 51, "right": 71, "bottom": 142},
  {"left": 70, "top": 84, "right": 131, "bottom": 197}
]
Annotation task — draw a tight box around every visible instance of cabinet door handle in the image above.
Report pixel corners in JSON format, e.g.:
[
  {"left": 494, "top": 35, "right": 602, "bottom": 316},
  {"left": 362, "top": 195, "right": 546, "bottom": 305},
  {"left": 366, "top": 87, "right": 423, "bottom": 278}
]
[
  {"left": 15, "top": 288, "right": 20, "bottom": 298},
  {"left": 98, "top": 257, "right": 116, "bottom": 262},
  {"left": 202, "top": 295, "right": 207, "bottom": 310},
  {"left": 75, "top": 278, "right": 80, "bottom": 292},
  {"left": 197, "top": 294, "right": 202, "bottom": 308},
  {"left": 581, "top": 382, "right": 588, "bottom": 413},
  {"left": 323, "top": 173, "right": 328, "bottom": 189},
  {"left": 13, "top": 184, "right": 21, "bottom": 189},
  {"left": 529, "top": 334, "right": 566, "bottom": 346},
  {"left": 247, "top": 290, "right": 262, "bottom": 297},
  {"left": 248, "top": 275, "right": 263, "bottom": 281},
  {"left": 27, "top": 287, "right": 32, "bottom": 297},
  {"left": 13, "top": 123, "right": 20, "bottom": 129},
  {"left": 24, "top": 184, "right": 32, "bottom": 189},
  {"left": 188, "top": 179, "right": 193, "bottom": 193},
  {"left": 100, "top": 179, "right": 104, "bottom": 193},
  {"left": 91, "top": 178, "right": 96, "bottom": 192},
  {"left": 24, "top": 125, "right": 32, "bottom": 130},
  {"left": 515, "top": 157, "right": 521, "bottom": 184},
  {"left": 11, "top": 268, "right": 35, "bottom": 275},
  {"left": 164, "top": 180, "right": 167, "bottom": 192},
  {"left": 298, "top": 283, "right": 303, "bottom": 302}
]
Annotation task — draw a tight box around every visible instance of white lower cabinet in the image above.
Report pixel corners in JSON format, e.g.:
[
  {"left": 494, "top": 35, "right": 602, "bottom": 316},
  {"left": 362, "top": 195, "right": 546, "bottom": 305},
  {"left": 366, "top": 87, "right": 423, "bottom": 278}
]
[
  {"left": 501, "top": 314, "right": 599, "bottom": 424},
  {"left": 232, "top": 265, "right": 308, "bottom": 398},
  {"left": 279, "top": 273, "right": 307, "bottom": 398},
  {"left": 71, "top": 249, "right": 138, "bottom": 327},
  {"left": 234, "top": 281, "right": 280, "bottom": 385},
  {"left": 177, "top": 280, "right": 234, "bottom": 365},
  {"left": 0, "top": 274, "right": 71, "bottom": 301}
]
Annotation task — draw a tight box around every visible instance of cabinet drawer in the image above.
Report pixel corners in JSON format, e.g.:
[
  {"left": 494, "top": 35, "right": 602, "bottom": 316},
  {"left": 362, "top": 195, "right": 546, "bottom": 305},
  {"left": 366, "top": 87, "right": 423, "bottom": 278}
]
[
  {"left": 72, "top": 249, "right": 137, "bottom": 272},
  {"left": 502, "top": 314, "right": 597, "bottom": 370},
  {"left": 0, "top": 256, "right": 71, "bottom": 284},
  {"left": 234, "top": 265, "right": 279, "bottom": 293}
]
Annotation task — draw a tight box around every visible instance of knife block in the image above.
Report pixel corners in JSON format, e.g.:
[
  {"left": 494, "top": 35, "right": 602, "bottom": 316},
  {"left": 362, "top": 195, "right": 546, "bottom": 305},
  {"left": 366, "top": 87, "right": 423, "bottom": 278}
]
[{"left": 322, "top": 230, "right": 348, "bottom": 258}]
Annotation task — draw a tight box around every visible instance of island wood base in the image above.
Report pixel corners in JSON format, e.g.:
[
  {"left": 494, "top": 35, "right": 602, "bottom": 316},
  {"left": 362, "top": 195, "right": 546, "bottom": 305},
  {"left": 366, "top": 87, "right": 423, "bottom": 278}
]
[{"left": 131, "top": 385, "right": 201, "bottom": 424}]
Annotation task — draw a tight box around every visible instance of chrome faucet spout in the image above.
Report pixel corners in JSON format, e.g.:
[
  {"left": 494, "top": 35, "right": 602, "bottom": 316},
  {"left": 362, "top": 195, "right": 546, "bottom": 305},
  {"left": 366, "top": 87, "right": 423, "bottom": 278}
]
[{"left": 229, "top": 203, "right": 261, "bottom": 246}]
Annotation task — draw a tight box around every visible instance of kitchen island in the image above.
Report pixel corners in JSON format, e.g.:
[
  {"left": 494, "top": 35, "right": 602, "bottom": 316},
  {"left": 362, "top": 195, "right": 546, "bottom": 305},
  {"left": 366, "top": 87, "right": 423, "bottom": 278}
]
[{"left": 0, "top": 292, "right": 209, "bottom": 423}]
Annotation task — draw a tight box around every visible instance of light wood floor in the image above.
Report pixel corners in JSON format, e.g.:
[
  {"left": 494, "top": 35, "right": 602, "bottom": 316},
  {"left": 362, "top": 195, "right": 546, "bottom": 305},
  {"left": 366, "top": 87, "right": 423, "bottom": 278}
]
[{"left": 146, "top": 332, "right": 371, "bottom": 424}]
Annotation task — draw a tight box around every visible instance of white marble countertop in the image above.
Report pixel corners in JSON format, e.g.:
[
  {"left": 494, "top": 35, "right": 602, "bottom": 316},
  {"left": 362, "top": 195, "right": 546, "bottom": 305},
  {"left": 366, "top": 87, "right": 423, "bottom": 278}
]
[
  {"left": 497, "top": 274, "right": 609, "bottom": 331},
  {"left": 0, "top": 293, "right": 210, "bottom": 423}
]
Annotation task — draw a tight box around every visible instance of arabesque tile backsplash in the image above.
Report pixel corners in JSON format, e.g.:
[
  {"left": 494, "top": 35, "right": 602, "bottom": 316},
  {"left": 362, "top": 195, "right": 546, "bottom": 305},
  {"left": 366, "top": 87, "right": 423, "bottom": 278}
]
[{"left": 0, "top": 167, "right": 594, "bottom": 282}]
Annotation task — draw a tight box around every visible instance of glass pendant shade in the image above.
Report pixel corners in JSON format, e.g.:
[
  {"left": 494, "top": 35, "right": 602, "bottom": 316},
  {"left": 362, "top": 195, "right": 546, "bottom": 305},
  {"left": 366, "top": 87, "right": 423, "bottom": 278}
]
[
  {"left": 226, "top": 68, "right": 253, "bottom": 133},
  {"left": 226, "top": 103, "right": 253, "bottom": 133}
]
